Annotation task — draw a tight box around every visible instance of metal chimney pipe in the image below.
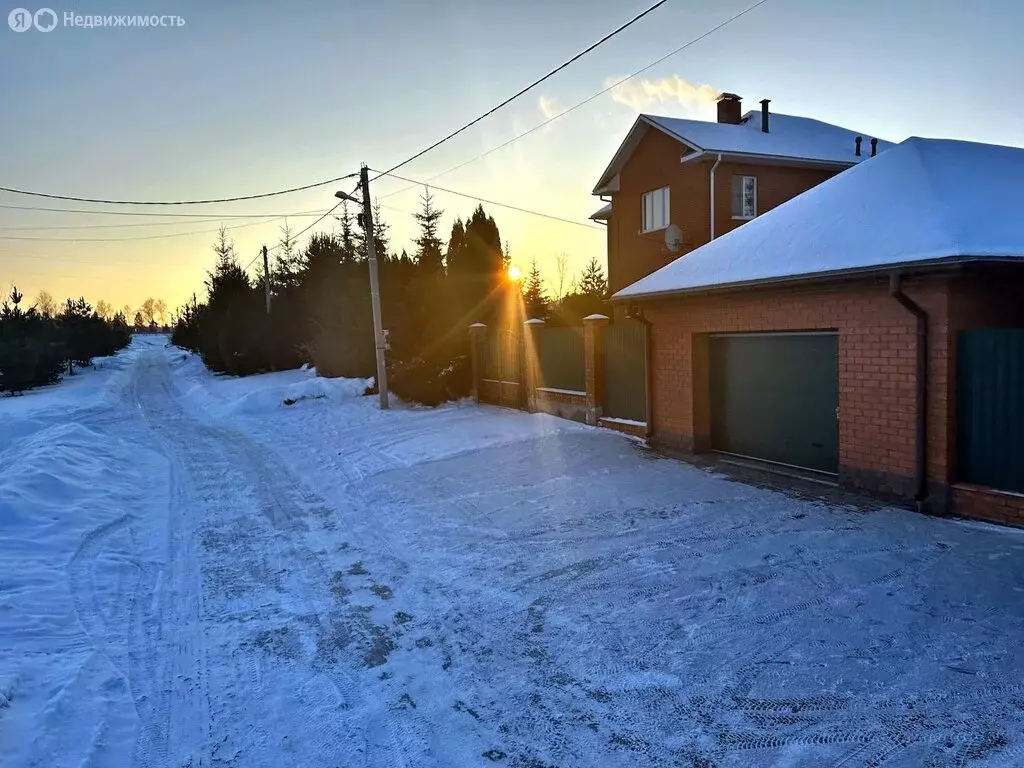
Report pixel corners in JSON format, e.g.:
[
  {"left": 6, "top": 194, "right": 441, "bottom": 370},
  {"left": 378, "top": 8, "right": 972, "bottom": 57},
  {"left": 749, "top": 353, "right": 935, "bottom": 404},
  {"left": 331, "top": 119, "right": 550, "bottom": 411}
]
[
  {"left": 759, "top": 99, "right": 771, "bottom": 133},
  {"left": 855, "top": 136, "right": 862, "bottom": 156},
  {"left": 871, "top": 138, "right": 878, "bottom": 157}
]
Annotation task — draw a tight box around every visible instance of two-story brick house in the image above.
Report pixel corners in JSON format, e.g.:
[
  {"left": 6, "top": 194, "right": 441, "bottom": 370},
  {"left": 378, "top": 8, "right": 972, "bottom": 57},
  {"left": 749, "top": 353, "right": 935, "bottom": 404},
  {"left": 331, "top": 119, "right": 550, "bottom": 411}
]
[{"left": 591, "top": 94, "right": 891, "bottom": 296}]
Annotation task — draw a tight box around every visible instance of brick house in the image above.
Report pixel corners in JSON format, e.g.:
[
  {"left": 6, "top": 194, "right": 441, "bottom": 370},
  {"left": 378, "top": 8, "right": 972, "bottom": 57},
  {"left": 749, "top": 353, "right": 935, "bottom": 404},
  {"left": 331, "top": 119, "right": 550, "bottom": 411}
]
[
  {"left": 613, "top": 136, "right": 1024, "bottom": 526},
  {"left": 591, "top": 93, "right": 891, "bottom": 299}
]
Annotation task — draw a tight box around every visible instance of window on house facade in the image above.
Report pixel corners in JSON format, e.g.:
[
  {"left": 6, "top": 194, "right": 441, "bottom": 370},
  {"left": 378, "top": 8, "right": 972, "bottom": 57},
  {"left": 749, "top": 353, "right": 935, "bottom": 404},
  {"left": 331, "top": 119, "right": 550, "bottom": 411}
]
[
  {"left": 641, "top": 186, "right": 670, "bottom": 232},
  {"left": 731, "top": 175, "right": 757, "bottom": 220}
]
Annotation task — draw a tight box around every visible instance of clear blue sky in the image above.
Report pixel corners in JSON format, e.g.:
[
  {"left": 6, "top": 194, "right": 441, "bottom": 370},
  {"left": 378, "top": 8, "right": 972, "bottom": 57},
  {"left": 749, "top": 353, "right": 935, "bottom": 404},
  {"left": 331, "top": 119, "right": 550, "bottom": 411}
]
[{"left": 1, "top": 0, "right": 1020, "bottom": 312}]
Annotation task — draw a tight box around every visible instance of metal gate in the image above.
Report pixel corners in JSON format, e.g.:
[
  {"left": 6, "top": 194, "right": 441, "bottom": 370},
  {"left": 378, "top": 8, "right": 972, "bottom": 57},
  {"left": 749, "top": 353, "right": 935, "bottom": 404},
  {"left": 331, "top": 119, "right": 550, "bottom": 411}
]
[
  {"left": 603, "top": 323, "right": 647, "bottom": 422},
  {"left": 957, "top": 329, "right": 1024, "bottom": 493},
  {"left": 481, "top": 328, "right": 524, "bottom": 408}
]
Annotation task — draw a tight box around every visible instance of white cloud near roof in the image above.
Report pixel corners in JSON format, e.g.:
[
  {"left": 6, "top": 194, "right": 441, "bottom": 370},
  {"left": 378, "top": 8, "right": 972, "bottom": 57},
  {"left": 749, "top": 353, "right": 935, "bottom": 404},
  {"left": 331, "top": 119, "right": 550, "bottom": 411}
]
[
  {"left": 538, "top": 95, "right": 562, "bottom": 121},
  {"left": 606, "top": 75, "right": 720, "bottom": 113}
]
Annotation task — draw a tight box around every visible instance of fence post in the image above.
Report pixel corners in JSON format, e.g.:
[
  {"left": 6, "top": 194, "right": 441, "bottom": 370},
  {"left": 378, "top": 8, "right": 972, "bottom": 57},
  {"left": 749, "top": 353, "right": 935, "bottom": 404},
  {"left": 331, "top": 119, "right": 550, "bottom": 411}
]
[
  {"left": 584, "top": 314, "right": 609, "bottom": 426},
  {"left": 468, "top": 322, "right": 487, "bottom": 405},
  {"left": 523, "top": 318, "right": 545, "bottom": 412}
]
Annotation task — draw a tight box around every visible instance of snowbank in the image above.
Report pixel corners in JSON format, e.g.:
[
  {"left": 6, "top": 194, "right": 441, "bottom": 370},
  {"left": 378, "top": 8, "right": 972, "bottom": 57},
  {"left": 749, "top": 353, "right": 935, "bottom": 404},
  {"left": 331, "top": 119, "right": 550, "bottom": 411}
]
[
  {"left": 0, "top": 398, "right": 167, "bottom": 765},
  {"left": 170, "top": 349, "right": 373, "bottom": 419}
]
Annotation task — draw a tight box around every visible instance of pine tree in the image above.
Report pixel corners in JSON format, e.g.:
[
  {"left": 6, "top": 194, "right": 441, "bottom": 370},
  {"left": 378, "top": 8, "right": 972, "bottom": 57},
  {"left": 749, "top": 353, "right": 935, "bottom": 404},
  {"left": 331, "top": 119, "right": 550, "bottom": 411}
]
[
  {"left": 577, "top": 256, "right": 608, "bottom": 298},
  {"left": 521, "top": 258, "right": 548, "bottom": 320},
  {"left": 273, "top": 222, "right": 305, "bottom": 287},
  {"left": 212, "top": 226, "right": 237, "bottom": 269},
  {"left": 413, "top": 188, "right": 445, "bottom": 276},
  {"left": 337, "top": 201, "right": 358, "bottom": 264},
  {"left": 355, "top": 200, "right": 390, "bottom": 262}
]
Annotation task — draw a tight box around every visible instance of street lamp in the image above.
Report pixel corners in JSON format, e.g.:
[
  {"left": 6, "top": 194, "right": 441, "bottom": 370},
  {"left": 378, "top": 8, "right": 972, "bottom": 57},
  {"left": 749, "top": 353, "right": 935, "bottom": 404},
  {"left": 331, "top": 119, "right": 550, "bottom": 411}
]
[{"left": 335, "top": 165, "right": 389, "bottom": 410}]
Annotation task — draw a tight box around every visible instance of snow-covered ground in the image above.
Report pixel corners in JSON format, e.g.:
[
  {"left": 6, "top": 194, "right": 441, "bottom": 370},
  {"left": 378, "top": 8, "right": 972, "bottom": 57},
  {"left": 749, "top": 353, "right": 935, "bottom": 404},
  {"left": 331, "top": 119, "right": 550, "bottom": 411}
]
[{"left": 3, "top": 336, "right": 1024, "bottom": 767}]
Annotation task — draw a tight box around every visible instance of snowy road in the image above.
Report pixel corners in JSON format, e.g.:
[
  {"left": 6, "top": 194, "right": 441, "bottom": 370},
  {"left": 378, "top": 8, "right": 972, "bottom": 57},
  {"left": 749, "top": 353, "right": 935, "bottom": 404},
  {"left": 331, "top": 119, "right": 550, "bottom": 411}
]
[{"left": 4, "top": 338, "right": 1024, "bottom": 767}]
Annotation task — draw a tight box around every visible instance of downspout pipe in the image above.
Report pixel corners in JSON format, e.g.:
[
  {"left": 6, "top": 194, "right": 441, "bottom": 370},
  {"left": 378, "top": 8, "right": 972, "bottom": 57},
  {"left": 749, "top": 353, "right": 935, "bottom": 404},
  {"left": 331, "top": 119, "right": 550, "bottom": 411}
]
[
  {"left": 709, "top": 153, "right": 723, "bottom": 241},
  {"left": 889, "top": 272, "right": 929, "bottom": 512}
]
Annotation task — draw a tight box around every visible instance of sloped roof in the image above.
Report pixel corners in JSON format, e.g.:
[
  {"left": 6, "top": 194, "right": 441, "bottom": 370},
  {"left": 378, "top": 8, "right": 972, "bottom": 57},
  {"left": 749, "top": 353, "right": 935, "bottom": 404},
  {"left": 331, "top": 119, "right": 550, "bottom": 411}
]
[
  {"left": 614, "top": 137, "right": 1024, "bottom": 300},
  {"left": 589, "top": 202, "right": 612, "bottom": 221},
  {"left": 648, "top": 112, "right": 893, "bottom": 164},
  {"left": 593, "top": 112, "right": 890, "bottom": 194}
]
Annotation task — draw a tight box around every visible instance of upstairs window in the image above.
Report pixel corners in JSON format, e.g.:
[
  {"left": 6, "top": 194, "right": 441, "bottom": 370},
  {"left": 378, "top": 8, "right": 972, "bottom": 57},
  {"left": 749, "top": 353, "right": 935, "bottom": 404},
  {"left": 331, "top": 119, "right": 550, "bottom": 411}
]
[
  {"left": 731, "top": 175, "right": 757, "bottom": 220},
  {"left": 641, "top": 186, "right": 670, "bottom": 232}
]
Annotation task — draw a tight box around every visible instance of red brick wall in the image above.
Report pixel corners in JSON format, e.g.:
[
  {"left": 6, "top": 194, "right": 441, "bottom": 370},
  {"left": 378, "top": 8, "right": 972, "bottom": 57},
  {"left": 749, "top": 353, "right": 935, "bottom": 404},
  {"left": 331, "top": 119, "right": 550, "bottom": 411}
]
[
  {"left": 606, "top": 127, "right": 840, "bottom": 294},
  {"left": 952, "top": 485, "right": 1024, "bottom": 527},
  {"left": 642, "top": 275, "right": 953, "bottom": 501}
]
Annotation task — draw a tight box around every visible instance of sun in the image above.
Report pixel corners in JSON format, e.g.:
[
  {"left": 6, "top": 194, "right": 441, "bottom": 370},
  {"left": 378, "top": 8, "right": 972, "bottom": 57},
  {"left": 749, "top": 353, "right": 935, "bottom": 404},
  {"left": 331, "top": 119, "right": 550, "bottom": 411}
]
[{"left": 507, "top": 265, "right": 521, "bottom": 281}]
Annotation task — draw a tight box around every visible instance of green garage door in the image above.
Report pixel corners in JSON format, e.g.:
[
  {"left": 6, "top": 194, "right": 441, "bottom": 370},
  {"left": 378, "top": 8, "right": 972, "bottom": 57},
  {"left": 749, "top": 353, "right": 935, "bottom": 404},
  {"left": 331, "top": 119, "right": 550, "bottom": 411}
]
[{"left": 710, "top": 333, "right": 839, "bottom": 474}]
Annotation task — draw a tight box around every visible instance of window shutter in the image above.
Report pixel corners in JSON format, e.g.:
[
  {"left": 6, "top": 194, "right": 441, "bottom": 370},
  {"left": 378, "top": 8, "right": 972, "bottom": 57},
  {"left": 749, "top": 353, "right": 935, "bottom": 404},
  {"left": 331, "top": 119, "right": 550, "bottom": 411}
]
[{"left": 731, "top": 176, "right": 743, "bottom": 217}]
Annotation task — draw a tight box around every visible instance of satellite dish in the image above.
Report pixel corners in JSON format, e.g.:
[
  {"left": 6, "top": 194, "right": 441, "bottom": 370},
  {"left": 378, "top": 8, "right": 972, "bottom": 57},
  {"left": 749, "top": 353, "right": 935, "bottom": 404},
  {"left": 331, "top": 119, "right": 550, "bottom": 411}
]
[{"left": 665, "top": 223, "right": 684, "bottom": 253}]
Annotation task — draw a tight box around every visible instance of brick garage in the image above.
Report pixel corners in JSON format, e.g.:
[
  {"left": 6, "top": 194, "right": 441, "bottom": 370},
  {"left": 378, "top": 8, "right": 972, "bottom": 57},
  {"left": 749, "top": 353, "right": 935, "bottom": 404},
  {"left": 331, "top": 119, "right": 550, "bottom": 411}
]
[{"left": 639, "top": 268, "right": 1024, "bottom": 524}]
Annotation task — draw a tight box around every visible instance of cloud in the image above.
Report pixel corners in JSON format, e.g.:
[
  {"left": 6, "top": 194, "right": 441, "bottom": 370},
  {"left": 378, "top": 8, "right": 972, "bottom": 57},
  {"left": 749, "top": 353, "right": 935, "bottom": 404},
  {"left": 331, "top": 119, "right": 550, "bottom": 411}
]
[
  {"left": 605, "top": 75, "right": 720, "bottom": 113},
  {"left": 538, "top": 95, "right": 562, "bottom": 121}
]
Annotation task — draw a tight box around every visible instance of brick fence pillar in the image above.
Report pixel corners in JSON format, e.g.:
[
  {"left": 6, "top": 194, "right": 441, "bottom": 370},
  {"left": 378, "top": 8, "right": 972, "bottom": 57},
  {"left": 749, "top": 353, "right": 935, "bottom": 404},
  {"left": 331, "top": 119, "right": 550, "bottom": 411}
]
[
  {"left": 468, "top": 322, "right": 487, "bottom": 404},
  {"left": 583, "top": 313, "right": 609, "bottom": 426},
  {"left": 522, "top": 318, "right": 545, "bottom": 412}
]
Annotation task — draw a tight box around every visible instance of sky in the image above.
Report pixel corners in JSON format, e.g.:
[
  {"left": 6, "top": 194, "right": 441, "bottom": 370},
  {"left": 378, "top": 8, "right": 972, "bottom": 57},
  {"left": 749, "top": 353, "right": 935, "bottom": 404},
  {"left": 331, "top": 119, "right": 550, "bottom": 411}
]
[{"left": 1, "top": 0, "right": 1022, "bottom": 315}]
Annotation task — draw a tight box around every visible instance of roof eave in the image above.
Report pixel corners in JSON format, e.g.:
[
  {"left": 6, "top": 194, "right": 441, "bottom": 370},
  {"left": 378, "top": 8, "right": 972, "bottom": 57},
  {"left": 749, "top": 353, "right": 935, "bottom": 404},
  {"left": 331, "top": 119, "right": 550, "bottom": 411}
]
[
  {"left": 612, "top": 256, "right": 1019, "bottom": 302},
  {"left": 696, "top": 150, "right": 859, "bottom": 169},
  {"left": 592, "top": 115, "right": 705, "bottom": 195}
]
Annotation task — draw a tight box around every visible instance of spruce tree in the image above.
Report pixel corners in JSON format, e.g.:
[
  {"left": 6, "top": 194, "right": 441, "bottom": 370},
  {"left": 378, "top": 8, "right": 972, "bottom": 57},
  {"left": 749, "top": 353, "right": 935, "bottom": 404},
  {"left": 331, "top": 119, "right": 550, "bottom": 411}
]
[
  {"left": 413, "top": 188, "right": 445, "bottom": 276},
  {"left": 577, "top": 256, "right": 608, "bottom": 298},
  {"left": 521, "top": 259, "right": 548, "bottom": 320}
]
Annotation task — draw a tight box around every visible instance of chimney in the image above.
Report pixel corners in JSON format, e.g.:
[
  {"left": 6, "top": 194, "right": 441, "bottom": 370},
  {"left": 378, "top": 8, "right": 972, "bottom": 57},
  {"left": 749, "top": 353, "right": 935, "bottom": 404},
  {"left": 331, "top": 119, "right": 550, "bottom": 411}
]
[
  {"left": 871, "top": 138, "right": 878, "bottom": 157},
  {"left": 759, "top": 99, "right": 771, "bottom": 133},
  {"left": 855, "top": 136, "right": 862, "bottom": 156},
  {"left": 716, "top": 93, "right": 742, "bottom": 125}
]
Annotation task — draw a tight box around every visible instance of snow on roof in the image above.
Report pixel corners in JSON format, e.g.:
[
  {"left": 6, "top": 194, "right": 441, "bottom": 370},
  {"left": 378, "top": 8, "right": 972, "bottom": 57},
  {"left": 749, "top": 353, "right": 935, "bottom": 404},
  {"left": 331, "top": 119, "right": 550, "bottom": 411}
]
[
  {"left": 593, "top": 112, "right": 892, "bottom": 194},
  {"left": 648, "top": 112, "right": 892, "bottom": 165},
  {"left": 614, "top": 137, "right": 1024, "bottom": 300},
  {"left": 589, "top": 202, "right": 612, "bottom": 221}
]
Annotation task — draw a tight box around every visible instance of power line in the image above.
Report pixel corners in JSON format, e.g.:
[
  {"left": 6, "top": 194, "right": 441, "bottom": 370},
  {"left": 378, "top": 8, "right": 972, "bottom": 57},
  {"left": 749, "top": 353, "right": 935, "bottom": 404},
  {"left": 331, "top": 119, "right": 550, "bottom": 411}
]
[
  {"left": 0, "top": 202, "right": 331, "bottom": 219},
  {"left": 0, "top": 215, "right": 296, "bottom": 241},
  {"left": 0, "top": 211, "right": 329, "bottom": 231},
  {"left": 370, "top": 169, "right": 604, "bottom": 230},
  {"left": 370, "top": 0, "right": 669, "bottom": 183},
  {"left": 0, "top": 173, "right": 359, "bottom": 207},
  {"left": 379, "top": 0, "right": 772, "bottom": 201}
]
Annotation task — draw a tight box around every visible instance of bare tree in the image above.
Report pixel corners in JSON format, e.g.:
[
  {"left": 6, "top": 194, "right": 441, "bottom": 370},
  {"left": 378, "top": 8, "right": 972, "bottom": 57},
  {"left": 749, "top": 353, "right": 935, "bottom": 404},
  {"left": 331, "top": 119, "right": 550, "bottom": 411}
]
[
  {"left": 122, "top": 304, "right": 133, "bottom": 320},
  {"left": 547, "top": 253, "right": 571, "bottom": 304},
  {"left": 95, "top": 299, "right": 113, "bottom": 320},
  {"left": 34, "top": 290, "right": 57, "bottom": 317},
  {"left": 140, "top": 298, "right": 156, "bottom": 325},
  {"left": 153, "top": 299, "right": 168, "bottom": 326}
]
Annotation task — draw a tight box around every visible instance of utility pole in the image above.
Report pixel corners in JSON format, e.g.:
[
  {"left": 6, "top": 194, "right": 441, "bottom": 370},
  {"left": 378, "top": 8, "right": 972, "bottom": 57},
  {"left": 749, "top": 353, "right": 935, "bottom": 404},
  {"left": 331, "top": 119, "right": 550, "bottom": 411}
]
[
  {"left": 261, "top": 245, "right": 272, "bottom": 315},
  {"left": 359, "top": 164, "right": 389, "bottom": 409}
]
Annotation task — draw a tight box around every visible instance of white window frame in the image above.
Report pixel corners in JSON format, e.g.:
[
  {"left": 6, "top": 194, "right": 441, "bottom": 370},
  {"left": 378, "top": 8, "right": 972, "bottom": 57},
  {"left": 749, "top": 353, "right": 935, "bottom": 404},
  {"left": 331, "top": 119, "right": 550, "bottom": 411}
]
[
  {"left": 732, "top": 175, "right": 757, "bottom": 221},
  {"left": 641, "top": 186, "right": 670, "bottom": 233}
]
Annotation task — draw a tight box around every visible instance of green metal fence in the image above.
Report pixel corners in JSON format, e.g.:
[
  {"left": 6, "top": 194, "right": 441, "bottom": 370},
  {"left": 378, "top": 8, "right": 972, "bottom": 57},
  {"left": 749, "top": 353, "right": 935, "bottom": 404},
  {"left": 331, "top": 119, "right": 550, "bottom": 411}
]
[
  {"left": 538, "top": 327, "right": 585, "bottom": 392},
  {"left": 603, "top": 323, "right": 647, "bottom": 422},
  {"left": 957, "top": 329, "right": 1024, "bottom": 493},
  {"left": 482, "top": 330, "right": 523, "bottom": 383}
]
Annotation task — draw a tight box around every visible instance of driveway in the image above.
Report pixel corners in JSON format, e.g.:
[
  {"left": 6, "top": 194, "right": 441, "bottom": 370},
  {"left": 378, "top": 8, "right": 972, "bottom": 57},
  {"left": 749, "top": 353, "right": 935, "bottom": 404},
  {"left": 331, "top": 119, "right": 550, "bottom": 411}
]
[{"left": 3, "top": 340, "right": 1023, "bottom": 767}]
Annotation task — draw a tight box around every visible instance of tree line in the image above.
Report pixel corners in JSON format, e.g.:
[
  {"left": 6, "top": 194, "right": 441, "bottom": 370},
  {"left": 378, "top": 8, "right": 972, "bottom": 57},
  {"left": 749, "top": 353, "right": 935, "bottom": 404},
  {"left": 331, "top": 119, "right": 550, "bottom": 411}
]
[
  {"left": 34, "top": 290, "right": 171, "bottom": 331},
  {"left": 0, "top": 287, "right": 132, "bottom": 394},
  {"left": 171, "top": 193, "right": 609, "bottom": 405}
]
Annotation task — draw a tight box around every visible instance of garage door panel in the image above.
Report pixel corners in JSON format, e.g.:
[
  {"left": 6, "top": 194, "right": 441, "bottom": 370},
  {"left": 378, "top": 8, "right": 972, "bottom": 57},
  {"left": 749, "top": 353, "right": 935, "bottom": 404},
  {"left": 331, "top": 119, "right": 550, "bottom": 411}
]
[{"left": 710, "top": 334, "right": 838, "bottom": 473}]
